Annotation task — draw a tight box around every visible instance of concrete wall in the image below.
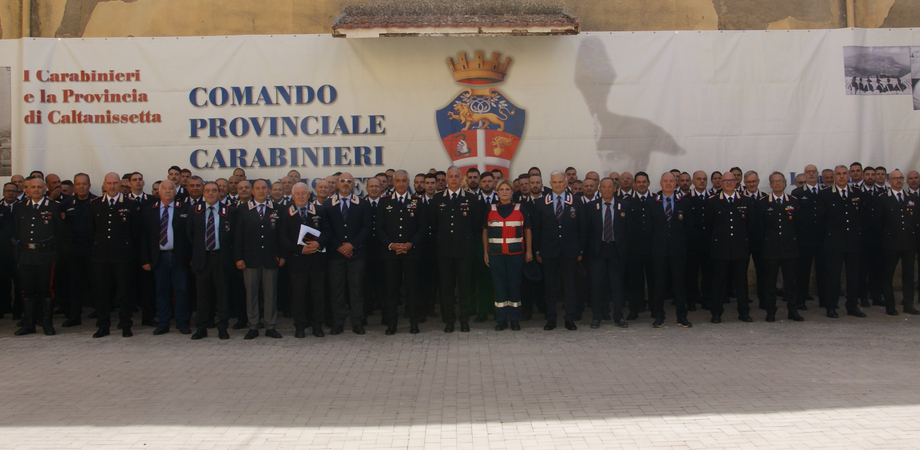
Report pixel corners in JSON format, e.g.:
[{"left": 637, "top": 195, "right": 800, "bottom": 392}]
[{"left": 0, "top": 0, "right": 916, "bottom": 39}]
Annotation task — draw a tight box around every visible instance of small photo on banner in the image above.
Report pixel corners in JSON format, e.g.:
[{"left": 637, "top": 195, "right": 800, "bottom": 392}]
[
  {"left": 843, "top": 46, "right": 911, "bottom": 96},
  {"left": 0, "top": 67, "right": 9, "bottom": 176},
  {"left": 910, "top": 47, "right": 920, "bottom": 110}
]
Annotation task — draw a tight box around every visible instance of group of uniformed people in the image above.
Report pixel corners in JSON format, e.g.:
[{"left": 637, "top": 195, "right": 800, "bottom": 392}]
[{"left": 1, "top": 160, "right": 918, "bottom": 339}]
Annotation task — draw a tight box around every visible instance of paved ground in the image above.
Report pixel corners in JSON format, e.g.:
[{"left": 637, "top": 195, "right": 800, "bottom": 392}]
[{"left": 2, "top": 301, "right": 920, "bottom": 449}]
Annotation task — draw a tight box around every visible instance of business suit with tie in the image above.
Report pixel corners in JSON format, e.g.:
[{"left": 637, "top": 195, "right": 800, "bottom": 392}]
[
  {"left": 279, "top": 201, "right": 330, "bottom": 336},
  {"left": 684, "top": 189, "right": 712, "bottom": 310},
  {"left": 187, "top": 200, "right": 234, "bottom": 337},
  {"left": 323, "top": 193, "right": 373, "bottom": 333},
  {"left": 649, "top": 192, "right": 691, "bottom": 326},
  {"left": 877, "top": 188, "right": 918, "bottom": 314},
  {"left": 625, "top": 191, "right": 655, "bottom": 319},
  {"left": 140, "top": 199, "right": 192, "bottom": 332},
  {"left": 532, "top": 190, "right": 586, "bottom": 329},
  {"left": 583, "top": 195, "right": 628, "bottom": 325},
  {"left": 819, "top": 184, "right": 865, "bottom": 317}
]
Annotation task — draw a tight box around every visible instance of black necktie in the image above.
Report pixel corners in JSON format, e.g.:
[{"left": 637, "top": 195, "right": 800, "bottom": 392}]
[
  {"left": 898, "top": 192, "right": 904, "bottom": 204},
  {"left": 728, "top": 197, "right": 733, "bottom": 205},
  {"left": 300, "top": 206, "right": 307, "bottom": 223},
  {"left": 451, "top": 193, "right": 457, "bottom": 202}
]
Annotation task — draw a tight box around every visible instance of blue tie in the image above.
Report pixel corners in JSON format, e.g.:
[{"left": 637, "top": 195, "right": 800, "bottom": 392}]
[
  {"left": 665, "top": 197, "right": 672, "bottom": 225},
  {"left": 555, "top": 196, "right": 563, "bottom": 223}
]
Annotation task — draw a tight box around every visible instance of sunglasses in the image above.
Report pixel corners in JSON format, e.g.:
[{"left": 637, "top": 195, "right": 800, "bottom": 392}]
[{"left": 339, "top": 179, "right": 354, "bottom": 184}]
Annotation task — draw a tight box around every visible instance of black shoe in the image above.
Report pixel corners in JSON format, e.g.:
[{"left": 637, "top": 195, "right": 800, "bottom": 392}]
[
  {"left": 494, "top": 322, "right": 507, "bottom": 331},
  {"left": 543, "top": 321, "right": 556, "bottom": 331},
  {"left": 153, "top": 326, "right": 169, "bottom": 335},
  {"left": 765, "top": 312, "right": 776, "bottom": 323},
  {"left": 313, "top": 327, "right": 325, "bottom": 337},
  {"left": 16, "top": 318, "right": 26, "bottom": 327},
  {"left": 847, "top": 308, "right": 867, "bottom": 318},
  {"left": 92, "top": 327, "right": 109, "bottom": 338},
  {"left": 178, "top": 326, "right": 192, "bottom": 335},
  {"left": 826, "top": 309, "right": 839, "bottom": 318},
  {"left": 626, "top": 312, "right": 639, "bottom": 321},
  {"left": 711, "top": 316, "right": 722, "bottom": 324},
  {"left": 677, "top": 318, "right": 692, "bottom": 328},
  {"left": 385, "top": 325, "right": 397, "bottom": 335},
  {"left": 474, "top": 314, "right": 487, "bottom": 323},
  {"left": 904, "top": 308, "right": 920, "bottom": 315},
  {"left": 788, "top": 311, "right": 804, "bottom": 321},
  {"left": 265, "top": 329, "right": 282, "bottom": 338},
  {"left": 232, "top": 320, "right": 248, "bottom": 330},
  {"left": 565, "top": 321, "right": 577, "bottom": 331},
  {"left": 652, "top": 318, "right": 663, "bottom": 328},
  {"left": 14, "top": 326, "right": 35, "bottom": 336},
  {"left": 460, "top": 322, "right": 470, "bottom": 332},
  {"left": 444, "top": 323, "right": 455, "bottom": 333},
  {"left": 410, "top": 324, "right": 420, "bottom": 334},
  {"left": 330, "top": 326, "right": 344, "bottom": 335},
  {"left": 352, "top": 326, "right": 366, "bottom": 335},
  {"left": 510, "top": 321, "right": 521, "bottom": 331},
  {"left": 590, "top": 319, "right": 601, "bottom": 329},
  {"left": 614, "top": 319, "right": 628, "bottom": 328},
  {"left": 42, "top": 325, "right": 56, "bottom": 335},
  {"left": 61, "top": 318, "right": 82, "bottom": 327},
  {"left": 887, "top": 307, "right": 900, "bottom": 316},
  {"left": 244, "top": 329, "right": 259, "bottom": 340},
  {"left": 122, "top": 327, "right": 133, "bottom": 337},
  {"left": 739, "top": 314, "right": 753, "bottom": 322},
  {"left": 191, "top": 328, "right": 207, "bottom": 340},
  {"left": 218, "top": 329, "right": 230, "bottom": 340},
  {"left": 295, "top": 327, "right": 306, "bottom": 338}
]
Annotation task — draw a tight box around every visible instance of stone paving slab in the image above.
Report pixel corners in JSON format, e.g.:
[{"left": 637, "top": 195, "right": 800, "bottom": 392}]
[{"left": 0, "top": 303, "right": 919, "bottom": 449}]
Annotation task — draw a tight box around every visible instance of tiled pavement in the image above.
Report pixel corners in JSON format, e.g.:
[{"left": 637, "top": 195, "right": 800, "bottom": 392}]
[{"left": 2, "top": 302, "right": 920, "bottom": 449}]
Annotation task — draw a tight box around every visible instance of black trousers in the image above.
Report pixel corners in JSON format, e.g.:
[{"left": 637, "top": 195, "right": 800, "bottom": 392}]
[
  {"left": 824, "top": 250, "right": 859, "bottom": 311},
  {"left": 795, "top": 244, "right": 826, "bottom": 305},
  {"left": 588, "top": 242, "right": 625, "bottom": 321},
  {"left": 685, "top": 247, "right": 712, "bottom": 308},
  {"left": 363, "top": 256, "right": 386, "bottom": 317},
  {"left": 195, "top": 252, "right": 230, "bottom": 330},
  {"left": 229, "top": 266, "right": 247, "bottom": 322},
  {"left": 521, "top": 267, "right": 545, "bottom": 318},
  {"left": 416, "top": 256, "right": 438, "bottom": 315},
  {"left": 858, "top": 238, "right": 883, "bottom": 302},
  {"left": 385, "top": 258, "right": 419, "bottom": 326},
  {"left": 290, "top": 266, "right": 325, "bottom": 328},
  {"left": 438, "top": 256, "right": 473, "bottom": 324},
  {"left": 136, "top": 266, "right": 156, "bottom": 324},
  {"left": 883, "top": 248, "right": 916, "bottom": 310},
  {"left": 17, "top": 262, "right": 54, "bottom": 326},
  {"left": 94, "top": 262, "right": 134, "bottom": 329},
  {"left": 652, "top": 253, "right": 687, "bottom": 321},
  {"left": 711, "top": 258, "right": 750, "bottom": 318},
  {"left": 763, "top": 257, "right": 797, "bottom": 313},
  {"left": 541, "top": 255, "right": 578, "bottom": 323},
  {"left": 0, "top": 258, "right": 19, "bottom": 316},
  {"left": 329, "top": 257, "right": 365, "bottom": 327},
  {"left": 751, "top": 251, "right": 767, "bottom": 307},
  {"left": 66, "top": 255, "right": 92, "bottom": 320},
  {"left": 625, "top": 252, "right": 654, "bottom": 314},
  {"left": 277, "top": 265, "right": 290, "bottom": 315}
]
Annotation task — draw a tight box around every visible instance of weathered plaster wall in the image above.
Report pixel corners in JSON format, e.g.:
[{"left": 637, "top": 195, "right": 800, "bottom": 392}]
[{"left": 0, "top": 0, "right": 912, "bottom": 38}]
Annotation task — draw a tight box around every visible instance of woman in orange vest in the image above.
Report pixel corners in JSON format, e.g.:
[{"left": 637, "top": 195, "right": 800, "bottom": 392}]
[{"left": 482, "top": 179, "right": 533, "bottom": 331}]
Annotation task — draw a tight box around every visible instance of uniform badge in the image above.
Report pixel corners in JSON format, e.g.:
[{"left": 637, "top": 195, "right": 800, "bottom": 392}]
[
  {"left": 570, "top": 207, "right": 576, "bottom": 218},
  {"left": 620, "top": 212, "right": 626, "bottom": 217},
  {"left": 677, "top": 212, "right": 684, "bottom": 220}
]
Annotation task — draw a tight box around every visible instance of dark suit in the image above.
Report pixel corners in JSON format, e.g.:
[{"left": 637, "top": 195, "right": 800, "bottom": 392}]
[
  {"left": 760, "top": 194, "right": 800, "bottom": 314},
  {"left": 279, "top": 202, "right": 329, "bottom": 330},
  {"left": 429, "top": 189, "right": 482, "bottom": 325},
  {"left": 323, "top": 194, "right": 373, "bottom": 328},
  {"left": 90, "top": 194, "right": 142, "bottom": 331},
  {"left": 128, "top": 192, "right": 157, "bottom": 322},
  {"left": 532, "top": 191, "right": 586, "bottom": 324},
  {"left": 790, "top": 184, "right": 826, "bottom": 307},
  {"left": 858, "top": 184, "right": 885, "bottom": 305},
  {"left": 187, "top": 201, "right": 234, "bottom": 330},
  {"left": 233, "top": 200, "right": 284, "bottom": 331},
  {"left": 685, "top": 190, "right": 712, "bottom": 309},
  {"left": 362, "top": 196, "right": 385, "bottom": 321},
  {"left": 707, "top": 192, "right": 754, "bottom": 319},
  {"left": 140, "top": 200, "right": 191, "bottom": 329},
  {"left": 520, "top": 195, "right": 546, "bottom": 318},
  {"left": 0, "top": 200, "right": 18, "bottom": 318},
  {"left": 625, "top": 192, "right": 655, "bottom": 316},
  {"left": 877, "top": 190, "right": 917, "bottom": 312},
  {"left": 416, "top": 195, "right": 439, "bottom": 317},
  {"left": 377, "top": 193, "right": 427, "bottom": 327},
  {"left": 584, "top": 197, "right": 628, "bottom": 321},
  {"left": 819, "top": 185, "right": 862, "bottom": 312},
  {"left": 649, "top": 193, "right": 689, "bottom": 321},
  {"left": 745, "top": 191, "right": 768, "bottom": 309}
]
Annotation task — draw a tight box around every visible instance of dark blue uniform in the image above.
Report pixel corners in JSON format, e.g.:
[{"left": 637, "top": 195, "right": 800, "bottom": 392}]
[
  {"left": 323, "top": 194, "right": 373, "bottom": 333},
  {"left": 625, "top": 192, "right": 654, "bottom": 319},
  {"left": 531, "top": 191, "right": 586, "bottom": 329},
  {"left": 376, "top": 192, "right": 427, "bottom": 331},
  {"left": 876, "top": 189, "right": 918, "bottom": 314},
  {"left": 279, "top": 202, "right": 330, "bottom": 335},
  {"left": 759, "top": 194, "right": 801, "bottom": 320},
  {"left": 707, "top": 192, "right": 755, "bottom": 321},
  {"left": 11, "top": 198, "right": 65, "bottom": 335},
  {"left": 428, "top": 189, "right": 481, "bottom": 330},
  {"left": 819, "top": 185, "right": 864, "bottom": 317},
  {"left": 90, "top": 194, "right": 142, "bottom": 336},
  {"left": 187, "top": 201, "right": 234, "bottom": 336}
]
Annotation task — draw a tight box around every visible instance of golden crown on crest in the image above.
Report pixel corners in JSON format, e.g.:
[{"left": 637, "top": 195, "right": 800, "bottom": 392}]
[{"left": 447, "top": 51, "right": 512, "bottom": 85}]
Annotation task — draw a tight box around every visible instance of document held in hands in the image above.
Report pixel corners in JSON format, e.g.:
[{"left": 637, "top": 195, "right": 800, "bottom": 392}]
[{"left": 298, "top": 224, "right": 325, "bottom": 252}]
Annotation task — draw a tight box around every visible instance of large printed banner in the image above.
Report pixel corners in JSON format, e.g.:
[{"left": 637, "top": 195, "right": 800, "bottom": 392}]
[{"left": 2, "top": 29, "right": 920, "bottom": 191}]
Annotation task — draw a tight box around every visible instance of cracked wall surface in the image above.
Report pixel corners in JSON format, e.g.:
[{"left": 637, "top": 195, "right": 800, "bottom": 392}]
[{"left": 0, "top": 0, "right": 912, "bottom": 38}]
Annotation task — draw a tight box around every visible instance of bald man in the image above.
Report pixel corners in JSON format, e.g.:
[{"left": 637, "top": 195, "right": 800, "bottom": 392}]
[{"left": 90, "top": 172, "right": 143, "bottom": 338}]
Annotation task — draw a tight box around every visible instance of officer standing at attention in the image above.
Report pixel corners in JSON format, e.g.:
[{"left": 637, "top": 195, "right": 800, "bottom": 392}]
[
  {"left": 11, "top": 176, "right": 65, "bottom": 336},
  {"left": 532, "top": 171, "right": 586, "bottom": 331},
  {"left": 648, "top": 173, "right": 692, "bottom": 328},
  {"left": 91, "top": 172, "right": 142, "bottom": 338},
  {"left": 186, "top": 181, "right": 233, "bottom": 340},
  {"left": 584, "top": 178, "right": 629, "bottom": 329},
  {"left": 760, "top": 172, "right": 804, "bottom": 322},
  {"left": 685, "top": 170, "right": 712, "bottom": 311},
  {"left": 625, "top": 172, "right": 654, "bottom": 320},
  {"left": 707, "top": 171, "right": 754, "bottom": 323},
  {"left": 377, "top": 170, "right": 427, "bottom": 335},
  {"left": 60, "top": 173, "right": 96, "bottom": 327},
  {"left": 279, "top": 182, "right": 329, "bottom": 338},
  {"left": 429, "top": 166, "right": 481, "bottom": 333},
  {"left": 819, "top": 165, "right": 867, "bottom": 319},
  {"left": 790, "top": 164, "right": 825, "bottom": 311},
  {"left": 876, "top": 170, "right": 918, "bottom": 315}
]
